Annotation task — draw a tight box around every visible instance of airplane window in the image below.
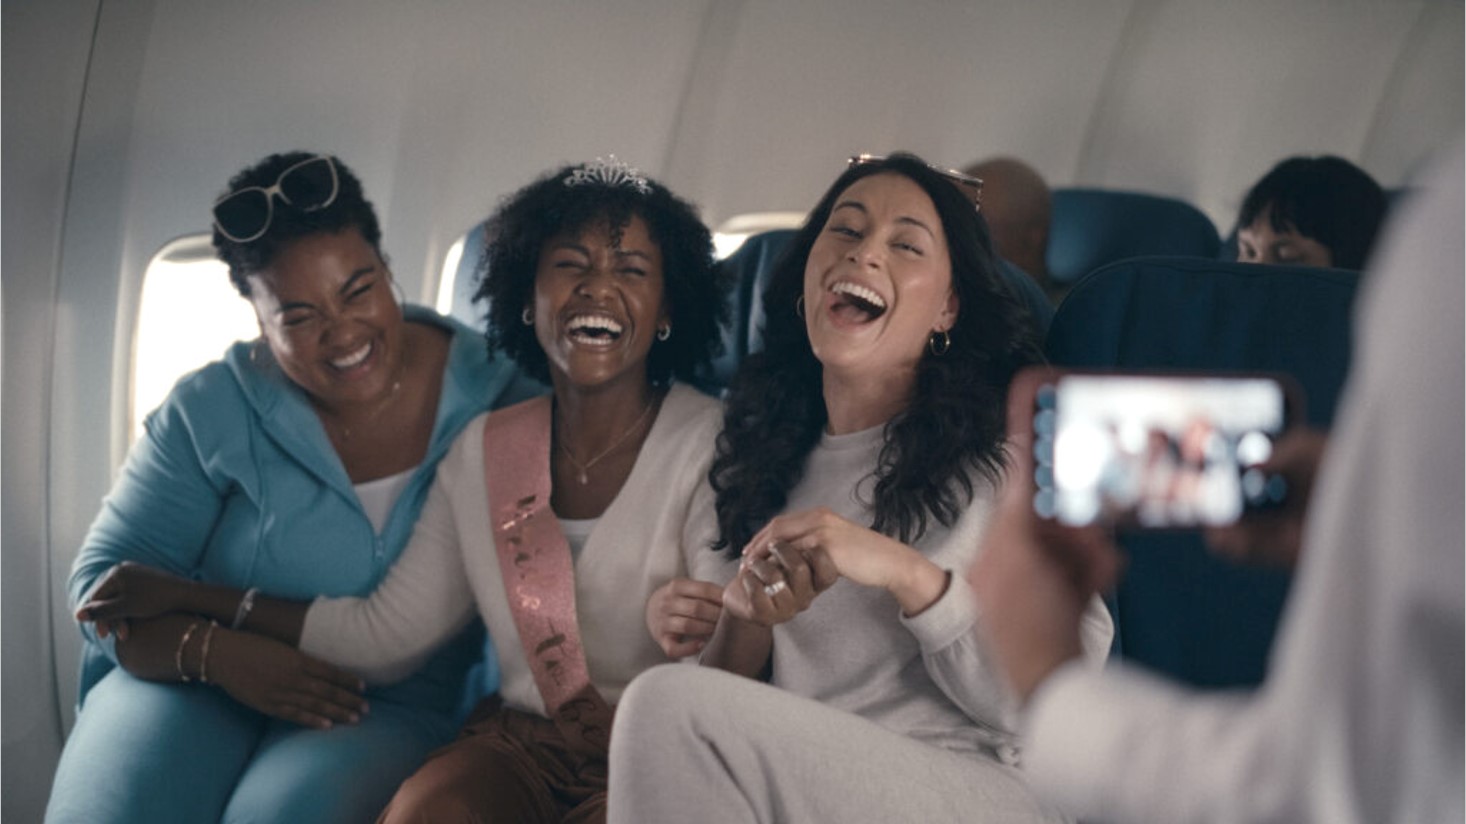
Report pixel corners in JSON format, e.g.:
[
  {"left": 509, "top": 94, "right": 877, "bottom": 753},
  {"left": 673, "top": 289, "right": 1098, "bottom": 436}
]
[
  {"left": 436, "top": 224, "right": 491, "bottom": 326},
  {"left": 130, "top": 235, "right": 258, "bottom": 443},
  {"left": 431, "top": 212, "right": 808, "bottom": 328},
  {"left": 712, "top": 211, "right": 806, "bottom": 258},
  {"left": 434, "top": 235, "right": 467, "bottom": 318}
]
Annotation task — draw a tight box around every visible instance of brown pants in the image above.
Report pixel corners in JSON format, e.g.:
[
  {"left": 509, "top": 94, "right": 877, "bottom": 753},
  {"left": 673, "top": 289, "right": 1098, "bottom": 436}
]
[{"left": 378, "top": 697, "right": 607, "bottom": 824}]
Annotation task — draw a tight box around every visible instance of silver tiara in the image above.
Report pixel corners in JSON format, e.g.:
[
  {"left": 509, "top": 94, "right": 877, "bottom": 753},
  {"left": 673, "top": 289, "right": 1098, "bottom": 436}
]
[{"left": 564, "top": 155, "right": 652, "bottom": 195}]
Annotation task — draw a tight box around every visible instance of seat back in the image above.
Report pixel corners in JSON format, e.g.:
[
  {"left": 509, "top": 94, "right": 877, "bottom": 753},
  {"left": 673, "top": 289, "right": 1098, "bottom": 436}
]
[
  {"left": 1046, "top": 255, "right": 1360, "bottom": 687},
  {"left": 1047, "top": 188, "right": 1221, "bottom": 287},
  {"left": 697, "top": 229, "right": 799, "bottom": 392}
]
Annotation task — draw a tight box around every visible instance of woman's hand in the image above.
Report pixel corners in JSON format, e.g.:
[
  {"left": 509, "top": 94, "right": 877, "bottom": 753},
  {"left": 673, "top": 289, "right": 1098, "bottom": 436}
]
[
  {"left": 209, "top": 628, "right": 370, "bottom": 730},
  {"left": 646, "top": 578, "right": 724, "bottom": 658},
  {"left": 720, "top": 532, "right": 839, "bottom": 627},
  {"left": 746, "top": 508, "right": 946, "bottom": 615},
  {"left": 1205, "top": 427, "right": 1327, "bottom": 570},
  {"left": 76, "top": 561, "right": 196, "bottom": 641}
]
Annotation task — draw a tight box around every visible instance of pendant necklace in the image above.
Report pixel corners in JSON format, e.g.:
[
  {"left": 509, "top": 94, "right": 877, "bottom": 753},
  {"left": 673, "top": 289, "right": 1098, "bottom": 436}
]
[{"left": 557, "top": 397, "right": 657, "bottom": 485}]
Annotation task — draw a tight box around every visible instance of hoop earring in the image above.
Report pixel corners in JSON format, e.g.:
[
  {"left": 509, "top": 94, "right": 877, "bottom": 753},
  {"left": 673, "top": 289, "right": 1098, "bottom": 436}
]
[
  {"left": 390, "top": 277, "right": 407, "bottom": 310},
  {"left": 656, "top": 324, "right": 671, "bottom": 341},
  {"left": 796, "top": 296, "right": 805, "bottom": 318},
  {"left": 928, "top": 329, "right": 951, "bottom": 357},
  {"left": 521, "top": 307, "right": 534, "bottom": 326}
]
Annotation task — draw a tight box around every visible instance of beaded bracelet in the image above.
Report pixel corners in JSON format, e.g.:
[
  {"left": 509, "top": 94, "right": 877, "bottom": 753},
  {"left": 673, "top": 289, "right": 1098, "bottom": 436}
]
[
  {"left": 175, "top": 620, "right": 202, "bottom": 683},
  {"left": 231, "top": 587, "right": 259, "bottom": 630},
  {"left": 199, "top": 620, "right": 218, "bottom": 684}
]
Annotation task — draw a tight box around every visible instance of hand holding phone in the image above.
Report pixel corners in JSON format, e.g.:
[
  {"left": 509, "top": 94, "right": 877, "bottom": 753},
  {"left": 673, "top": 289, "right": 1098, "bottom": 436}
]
[
  {"left": 1011, "top": 368, "right": 1301, "bottom": 529},
  {"left": 1204, "top": 427, "right": 1327, "bottom": 569}
]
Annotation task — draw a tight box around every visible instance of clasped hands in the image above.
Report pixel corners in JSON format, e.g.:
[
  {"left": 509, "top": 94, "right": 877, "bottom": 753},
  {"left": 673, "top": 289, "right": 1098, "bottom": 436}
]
[{"left": 647, "top": 508, "right": 946, "bottom": 658}]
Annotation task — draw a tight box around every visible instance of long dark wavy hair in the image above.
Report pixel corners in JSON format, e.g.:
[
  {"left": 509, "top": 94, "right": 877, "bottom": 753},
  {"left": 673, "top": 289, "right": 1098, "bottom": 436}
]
[{"left": 710, "top": 153, "right": 1044, "bottom": 556}]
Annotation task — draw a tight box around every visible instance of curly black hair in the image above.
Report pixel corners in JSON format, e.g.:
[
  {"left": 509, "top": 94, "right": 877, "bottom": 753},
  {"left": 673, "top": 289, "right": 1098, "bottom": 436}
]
[
  {"left": 474, "top": 161, "right": 727, "bottom": 385},
  {"left": 211, "top": 152, "right": 385, "bottom": 296},
  {"left": 1237, "top": 155, "right": 1386, "bottom": 270},
  {"left": 710, "top": 153, "right": 1045, "bottom": 556}
]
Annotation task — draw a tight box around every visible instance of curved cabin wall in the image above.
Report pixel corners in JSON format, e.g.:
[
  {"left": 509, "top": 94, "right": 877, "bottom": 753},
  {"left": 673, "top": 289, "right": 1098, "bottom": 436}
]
[{"left": 5, "top": 0, "right": 1461, "bottom": 819}]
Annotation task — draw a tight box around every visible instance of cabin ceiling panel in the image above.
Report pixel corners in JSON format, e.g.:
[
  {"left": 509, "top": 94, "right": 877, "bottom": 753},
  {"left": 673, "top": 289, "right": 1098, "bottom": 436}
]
[
  {"left": 1076, "top": 0, "right": 1436, "bottom": 226},
  {"left": 664, "top": 0, "right": 1135, "bottom": 227},
  {"left": 1360, "top": 1, "right": 1464, "bottom": 184},
  {"left": 115, "top": 0, "right": 714, "bottom": 297}
]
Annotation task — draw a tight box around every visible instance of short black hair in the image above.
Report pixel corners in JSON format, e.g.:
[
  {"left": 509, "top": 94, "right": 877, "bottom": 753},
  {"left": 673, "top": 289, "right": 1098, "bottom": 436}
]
[
  {"left": 1237, "top": 155, "right": 1386, "bottom": 270},
  {"left": 212, "top": 152, "right": 384, "bottom": 296},
  {"left": 474, "top": 161, "right": 726, "bottom": 385}
]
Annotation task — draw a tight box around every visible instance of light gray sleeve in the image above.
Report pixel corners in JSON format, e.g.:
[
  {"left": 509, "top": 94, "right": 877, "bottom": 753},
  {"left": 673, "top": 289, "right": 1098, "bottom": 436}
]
[
  {"left": 299, "top": 468, "right": 477, "bottom": 685},
  {"left": 903, "top": 490, "right": 1113, "bottom": 735},
  {"left": 900, "top": 573, "right": 1019, "bottom": 734},
  {"left": 1024, "top": 662, "right": 1266, "bottom": 823}
]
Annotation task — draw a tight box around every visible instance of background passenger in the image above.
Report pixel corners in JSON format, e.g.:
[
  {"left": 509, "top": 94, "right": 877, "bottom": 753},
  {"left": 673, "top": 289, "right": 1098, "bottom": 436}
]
[
  {"left": 49, "top": 152, "right": 527, "bottom": 823},
  {"left": 75, "top": 158, "right": 732, "bottom": 823},
  {"left": 1234, "top": 155, "right": 1386, "bottom": 270},
  {"left": 970, "top": 147, "right": 1462, "bottom": 823},
  {"left": 616, "top": 153, "right": 1112, "bottom": 823},
  {"left": 963, "top": 156, "right": 1056, "bottom": 300}
]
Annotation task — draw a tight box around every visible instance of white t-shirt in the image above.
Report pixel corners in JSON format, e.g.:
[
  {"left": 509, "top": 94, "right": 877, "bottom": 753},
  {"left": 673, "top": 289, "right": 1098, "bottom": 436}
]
[{"left": 353, "top": 467, "right": 416, "bottom": 534}]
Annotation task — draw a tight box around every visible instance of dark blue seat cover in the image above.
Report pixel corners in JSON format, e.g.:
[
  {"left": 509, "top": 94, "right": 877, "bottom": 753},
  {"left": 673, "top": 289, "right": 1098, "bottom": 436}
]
[
  {"left": 1046, "top": 255, "right": 1361, "bottom": 687},
  {"left": 1047, "top": 188, "right": 1221, "bottom": 287}
]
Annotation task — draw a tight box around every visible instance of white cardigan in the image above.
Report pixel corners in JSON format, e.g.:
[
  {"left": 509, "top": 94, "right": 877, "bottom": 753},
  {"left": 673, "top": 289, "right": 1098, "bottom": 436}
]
[{"left": 300, "top": 383, "right": 732, "bottom": 714}]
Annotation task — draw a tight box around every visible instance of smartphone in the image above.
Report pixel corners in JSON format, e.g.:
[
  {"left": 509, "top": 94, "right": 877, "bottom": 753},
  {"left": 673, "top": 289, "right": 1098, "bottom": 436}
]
[{"left": 1012, "top": 369, "right": 1299, "bottom": 528}]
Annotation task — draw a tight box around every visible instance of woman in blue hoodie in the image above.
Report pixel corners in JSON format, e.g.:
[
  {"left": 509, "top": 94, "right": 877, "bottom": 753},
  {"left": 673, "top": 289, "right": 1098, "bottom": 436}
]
[{"left": 47, "top": 151, "right": 530, "bottom": 823}]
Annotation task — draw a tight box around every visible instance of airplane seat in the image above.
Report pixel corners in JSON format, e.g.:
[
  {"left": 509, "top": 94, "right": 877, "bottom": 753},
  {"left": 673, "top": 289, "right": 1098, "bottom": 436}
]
[
  {"left": 696, "top": 229, "right": 799, "bottom": 393},
  {"left": 1046, "top": 188, "right": 1221, "bottom": 288},
  {"left": 1045, "top": 255, "right": 1361, "bottom": 687},
  {"left": 714, "top": 229, "right": 1054, "bottom": 392}
]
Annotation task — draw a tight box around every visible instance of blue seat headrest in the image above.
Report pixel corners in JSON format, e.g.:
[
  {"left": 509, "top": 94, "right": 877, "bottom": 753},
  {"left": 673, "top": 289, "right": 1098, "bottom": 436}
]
[{"left": 1048, "top": 189, "right": 1221, "bottom": 285}]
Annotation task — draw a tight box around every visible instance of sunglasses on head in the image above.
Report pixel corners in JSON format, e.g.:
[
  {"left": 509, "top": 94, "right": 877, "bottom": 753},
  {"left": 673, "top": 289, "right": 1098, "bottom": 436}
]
[
  {"left": 847, "top": 154, "right": 983, "bottom": 211},
  {"left": 212, "top": 155, "right": 341, "bottom": 243}
]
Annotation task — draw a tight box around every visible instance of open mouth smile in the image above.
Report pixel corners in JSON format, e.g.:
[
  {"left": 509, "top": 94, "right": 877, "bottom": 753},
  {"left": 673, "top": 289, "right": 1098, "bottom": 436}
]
[
  {"left": 330, "top": 341, "right": 374, "bottom": 371},
  {"left": 565, "top": 313, "right": 625, "bottom": 346},
  {"left": 828, "top": 280, "right": 889, "bottom": 323}
]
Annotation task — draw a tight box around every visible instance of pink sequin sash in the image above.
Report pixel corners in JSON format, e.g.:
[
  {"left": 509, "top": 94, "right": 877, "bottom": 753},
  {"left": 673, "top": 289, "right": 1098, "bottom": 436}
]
[{"left": 483, "top": 397, "right": 612, "bottom": 755}]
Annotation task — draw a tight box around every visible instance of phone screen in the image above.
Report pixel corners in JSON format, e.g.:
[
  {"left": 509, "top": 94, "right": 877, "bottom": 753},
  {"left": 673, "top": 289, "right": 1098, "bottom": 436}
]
[{"left": 1032, "top": 374, "right": 1289, "bottom": 528}]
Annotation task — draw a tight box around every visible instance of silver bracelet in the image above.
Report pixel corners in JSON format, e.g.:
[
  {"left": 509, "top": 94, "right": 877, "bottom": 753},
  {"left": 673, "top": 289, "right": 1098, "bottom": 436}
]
[{"left": 231, "top": 587, "right": 259, "bottom": 630}]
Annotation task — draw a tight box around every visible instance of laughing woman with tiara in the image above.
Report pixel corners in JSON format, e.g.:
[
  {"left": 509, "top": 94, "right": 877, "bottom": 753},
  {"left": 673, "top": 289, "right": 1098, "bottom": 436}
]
[{"left": 75, "top": 157, "right": 733, "bottom": 822}]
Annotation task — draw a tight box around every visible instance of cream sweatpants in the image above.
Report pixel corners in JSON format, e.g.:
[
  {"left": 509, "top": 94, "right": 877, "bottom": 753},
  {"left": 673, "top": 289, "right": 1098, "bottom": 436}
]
[{"left": 607, "top": 665, "right": 1068, "bottom": 823}]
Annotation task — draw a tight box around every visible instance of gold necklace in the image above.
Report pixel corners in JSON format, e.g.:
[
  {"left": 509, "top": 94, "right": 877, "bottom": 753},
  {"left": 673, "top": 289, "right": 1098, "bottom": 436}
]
[{"left": 556, "top": 397, "right": 657, "bottom": 484}]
